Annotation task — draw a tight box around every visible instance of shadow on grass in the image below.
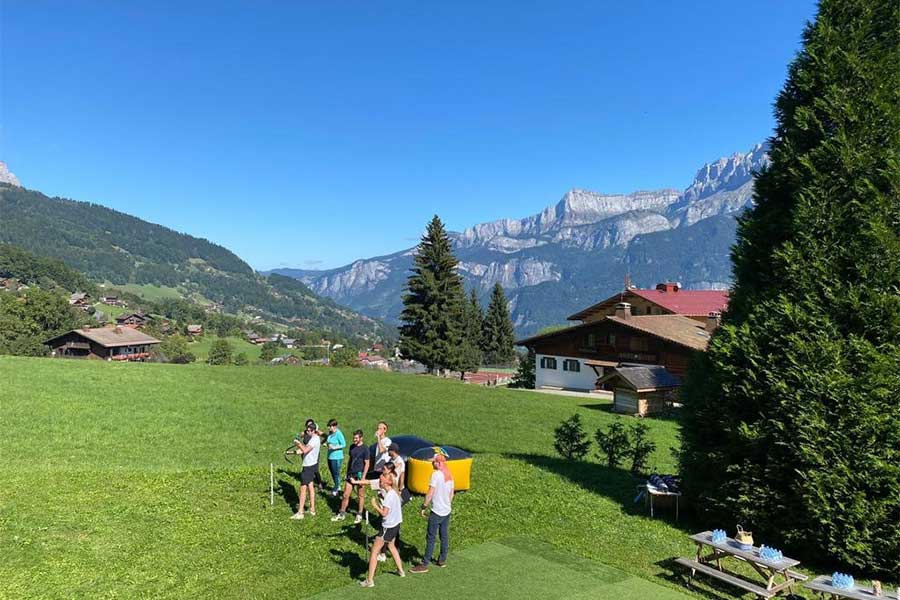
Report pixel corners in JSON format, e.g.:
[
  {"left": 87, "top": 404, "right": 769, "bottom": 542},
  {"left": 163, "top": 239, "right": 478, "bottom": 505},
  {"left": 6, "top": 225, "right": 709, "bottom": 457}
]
[
  {"left": 653, "top": 557, "right": 806, "bottom": 600},
  {"left": 507, "top": 453, "right": 700, "bottom": 530},
  {"left": 324, "top": 517, "right": 422, "bottom": 579},
  {"left": 577, "top": 402, "right": 683, "bottom": 423}
]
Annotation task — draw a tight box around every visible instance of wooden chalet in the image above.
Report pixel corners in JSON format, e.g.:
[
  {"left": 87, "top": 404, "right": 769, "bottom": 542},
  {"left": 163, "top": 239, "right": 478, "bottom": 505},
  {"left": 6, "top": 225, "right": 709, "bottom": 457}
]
[
  {"left": 45, "top": 327, "right": 161, "bottom": 361},
  {"left": 69, "top": 292, "right": 92, "bottom": 310},
  {"left": 186, "top": 324, "right": 203, "bottom": 336},
  {"left": 596, "top": 364, "right": 682, "bottom": 416},
  {"left": 115, "top": 313, "right": 150, "bottom": 328},
  {"left": 516, "top": 283, "right": 728, "bottom": 394}
]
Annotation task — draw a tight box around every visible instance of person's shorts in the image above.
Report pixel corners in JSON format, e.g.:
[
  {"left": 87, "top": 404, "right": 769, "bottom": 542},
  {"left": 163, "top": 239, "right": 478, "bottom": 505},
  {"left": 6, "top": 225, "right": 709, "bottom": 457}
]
[
  {"left": 300, "top": 465, "right": 318, "bottom": 486},
  {"left": 378, "top": 524, "right": 400, "bottom": 543}
]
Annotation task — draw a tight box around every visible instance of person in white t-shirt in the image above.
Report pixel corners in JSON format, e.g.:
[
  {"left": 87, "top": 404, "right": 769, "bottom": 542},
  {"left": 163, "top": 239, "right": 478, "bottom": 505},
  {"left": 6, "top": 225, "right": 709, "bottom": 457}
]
[
  {"left": 409, "top": 451, "right": 454, "bottom": 573},
  {"left": 373, "top": 421, "right": 392, "bottom": 472},
  {"left": 359, "top": 471, "right": 405, "bottom": 587},
  {"left": 291, "top": 422, "right": 321, "bottom": 520}
]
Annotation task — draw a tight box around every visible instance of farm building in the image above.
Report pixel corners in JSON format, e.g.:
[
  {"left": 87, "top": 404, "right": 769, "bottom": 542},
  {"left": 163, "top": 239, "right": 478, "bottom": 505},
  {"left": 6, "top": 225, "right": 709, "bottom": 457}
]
[
  {"left": 596, "top": 364, "right": 682, "bottom": 416},
  {"left": 45, "top": 327, "right": 161, "bottom": 361},
  {"left": 516, "top": 284, "right": 725, "bottom": 392},
  {"left": 115, "top": 313, "right": 150, "bottom": 328},
  {"left": 186, "top": 325, "right": 203, "bottom": 336}
]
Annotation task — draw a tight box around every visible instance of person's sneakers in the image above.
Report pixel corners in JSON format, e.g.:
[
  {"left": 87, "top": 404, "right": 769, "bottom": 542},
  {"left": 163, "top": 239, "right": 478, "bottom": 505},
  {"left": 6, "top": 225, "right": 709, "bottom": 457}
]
[
  {"left": 435, "top": 560, "right": 447, "bottom": 568},
  {"left": 377, "top": 553, "right": 386, "bottom": 562},
  {"left": 354, "top": 513, "right": 363, "bottom": 524},
  {"left": 398, "top": 569, "right": 406, "bottom": 578},
  {"left": 331, "top": 512, "right": 346, "bottom": 522},
  {"left": 290, "top": 512, "right": 304, "bottom": 520},
  {"left": 309, "top": 511, "right": 316, "bottom": 517},
  {"left": 409, "top": 563, "right": 429, "bottom": 574},
  {"left": 331, "top": 490, "right": 340, "bottom": 497},
  {"left": 358, "top": 580, "right": 375, "bottom": 588}
]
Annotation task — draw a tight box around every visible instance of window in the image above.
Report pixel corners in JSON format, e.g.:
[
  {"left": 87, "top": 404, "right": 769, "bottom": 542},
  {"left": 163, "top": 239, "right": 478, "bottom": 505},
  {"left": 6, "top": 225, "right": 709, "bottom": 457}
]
[
  {"left": 563, "top": 359, "right": 580, "bottom": 372},
  {"left": 540, "top": 356, "right": 557, "bottom": 370},
  {"left": 607, "top": 333, "right": 616, "bottom": 345},
  {"left": 629, "top": 337, "right": 649, "bottom": 352},
  {"left": 586, "top": 333, "right": 597, "bottom": 348},
  {"left": 632, "top": 306, "right": 641, "bottom": 315}
]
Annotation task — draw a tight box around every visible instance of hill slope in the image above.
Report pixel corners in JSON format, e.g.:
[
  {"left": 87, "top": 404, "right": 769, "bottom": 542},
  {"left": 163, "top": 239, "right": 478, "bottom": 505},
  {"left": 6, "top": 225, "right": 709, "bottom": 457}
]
[{"left": 0, "top": 183, "right": 385, "bottom": 338}]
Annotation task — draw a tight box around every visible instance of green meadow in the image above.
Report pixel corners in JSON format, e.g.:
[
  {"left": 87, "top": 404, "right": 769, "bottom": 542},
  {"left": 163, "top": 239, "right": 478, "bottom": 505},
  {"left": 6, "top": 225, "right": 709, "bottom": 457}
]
[{"left": 1, "top": 357, "right": 823, "bottom": 599}]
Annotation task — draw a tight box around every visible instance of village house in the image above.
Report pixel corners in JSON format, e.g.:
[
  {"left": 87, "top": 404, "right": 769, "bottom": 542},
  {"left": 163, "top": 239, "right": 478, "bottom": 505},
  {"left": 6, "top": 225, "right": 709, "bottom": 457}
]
[
  {"left": 516, "top": 282, "right": 727, "bottom": 394},
  {"left": 100, "top": 295, "right": 126, "bottom": 307},
  {"left": 186, "top": 324, "right": 203, "bottom": 337},
  {"left": 45, "top": 327, "right": 161, "bottom": 361},
  {"left": 115, "top": 313, "right": 151, "bottom": 329},
  {"left": 69, "top": 292, "right": 92, "bottom": 310}
]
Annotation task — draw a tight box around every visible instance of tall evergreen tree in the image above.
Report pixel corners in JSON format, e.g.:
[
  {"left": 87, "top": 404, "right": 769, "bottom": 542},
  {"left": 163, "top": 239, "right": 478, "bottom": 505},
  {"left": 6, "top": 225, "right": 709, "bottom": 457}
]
[
  {"left": 481, "top": 283, "right": 516, "bottom": 365},
  {"left": 679, "top": 0, "right": 900, "bottom": 574},
  {"left": 399, "top": 216, "right": 466, "bottom": 373},
  {"left": 456, "top": 287, "right": 484, "bottom": 377}
]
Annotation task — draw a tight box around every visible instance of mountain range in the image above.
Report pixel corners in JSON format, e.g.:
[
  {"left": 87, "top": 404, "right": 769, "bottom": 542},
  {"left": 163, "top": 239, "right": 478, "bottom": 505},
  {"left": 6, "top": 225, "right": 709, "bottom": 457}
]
[{"left": 272, "top": 143, "right": 768, "bottom": 336}]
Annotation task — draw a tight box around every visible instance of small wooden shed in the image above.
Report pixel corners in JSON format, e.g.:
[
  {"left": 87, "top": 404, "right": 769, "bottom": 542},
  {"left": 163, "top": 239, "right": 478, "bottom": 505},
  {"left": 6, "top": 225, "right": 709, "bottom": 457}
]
[{"left": 596, "top": 364, "right": 681, "bottom": 416}]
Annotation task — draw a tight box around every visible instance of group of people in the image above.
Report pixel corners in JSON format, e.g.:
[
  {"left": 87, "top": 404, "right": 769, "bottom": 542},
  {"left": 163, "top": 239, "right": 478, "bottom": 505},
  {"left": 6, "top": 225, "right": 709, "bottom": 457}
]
[{"left": 289, "top": 419, "right": 455, "bottom": 588}]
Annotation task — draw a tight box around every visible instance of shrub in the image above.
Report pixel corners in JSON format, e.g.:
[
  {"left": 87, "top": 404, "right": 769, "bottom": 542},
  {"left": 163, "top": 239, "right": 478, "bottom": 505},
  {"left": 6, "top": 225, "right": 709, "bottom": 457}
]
[
  {"left": 509, "top": 350, "right": 535, "bottom": 389},
  {"left": 594, "top": 422, "right": 630, "bottom": 468},
  {"left": 628, "top": 422, "right": 656, "bottom": 474},
  {"left": 233, "top": 352, "right": 248, "bottom": 366},
  {"left": 553, "top": 413, "right": 590, "bottom": 460},
  {"left": 330, "top": 346, "right": 359, "bottom": 368},
  {"left": 207, "top": 339, "right": 233, "bottom": 365}
]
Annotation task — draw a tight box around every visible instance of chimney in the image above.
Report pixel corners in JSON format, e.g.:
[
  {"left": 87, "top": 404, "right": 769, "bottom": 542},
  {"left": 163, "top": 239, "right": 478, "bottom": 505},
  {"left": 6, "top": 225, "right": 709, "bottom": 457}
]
[
  {"left": 614, "top": 302, "right": 632, "bottom": 319},
  {"left": 706, "top": 311, "right": 721, "bottom": 333},
  {"left": 656, "top": 281, "right": 680, "bottom": 293},
  {"left": 114, "top": 326, "right": 123, "bottom": 334}
]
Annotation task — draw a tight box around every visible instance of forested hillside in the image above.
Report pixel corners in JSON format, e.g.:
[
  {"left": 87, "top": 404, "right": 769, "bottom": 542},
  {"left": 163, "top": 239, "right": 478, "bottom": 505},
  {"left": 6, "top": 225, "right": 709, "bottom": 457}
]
[{"left": 0, "top": 183, "right": 386, "bottom": 338}]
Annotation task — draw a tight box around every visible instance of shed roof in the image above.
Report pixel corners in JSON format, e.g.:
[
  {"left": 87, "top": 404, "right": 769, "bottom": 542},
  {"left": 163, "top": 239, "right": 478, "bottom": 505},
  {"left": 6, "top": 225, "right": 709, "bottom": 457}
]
[{"left": 597, "top": 364, "right": 681, "bottom": 391}]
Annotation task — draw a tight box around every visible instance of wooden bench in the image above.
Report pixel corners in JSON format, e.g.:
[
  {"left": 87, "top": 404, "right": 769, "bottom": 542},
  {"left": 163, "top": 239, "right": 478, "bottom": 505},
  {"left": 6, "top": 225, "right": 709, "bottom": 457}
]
[
  {"left": 805, "top": 575, "right": 898, "bottom": 599},
  {"left": 675, "top": 557, "right": 776, "bottom": 598}
]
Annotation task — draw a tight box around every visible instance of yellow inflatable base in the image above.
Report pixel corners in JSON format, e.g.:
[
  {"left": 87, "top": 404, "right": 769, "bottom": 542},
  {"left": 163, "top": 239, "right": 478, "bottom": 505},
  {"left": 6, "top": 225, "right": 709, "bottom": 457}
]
[{"left": 407, "top": 457, "right": 471, "bottom": 494}]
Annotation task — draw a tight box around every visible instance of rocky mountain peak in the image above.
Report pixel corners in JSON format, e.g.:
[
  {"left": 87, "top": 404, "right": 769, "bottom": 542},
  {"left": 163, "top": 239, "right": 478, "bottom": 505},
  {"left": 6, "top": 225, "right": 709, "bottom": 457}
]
[
  {"left": 681, "top": 143, "right": 768, "bottom": 203},
  {"left": 0, "top": 162, "right": 21, "bottom": 187}
]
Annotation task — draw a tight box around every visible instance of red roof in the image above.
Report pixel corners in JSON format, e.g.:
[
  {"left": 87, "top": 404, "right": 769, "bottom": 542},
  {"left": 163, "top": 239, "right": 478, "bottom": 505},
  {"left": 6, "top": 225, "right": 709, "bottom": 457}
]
[{"left": 628, "top": 288, "right": 728, "bottom": 316}]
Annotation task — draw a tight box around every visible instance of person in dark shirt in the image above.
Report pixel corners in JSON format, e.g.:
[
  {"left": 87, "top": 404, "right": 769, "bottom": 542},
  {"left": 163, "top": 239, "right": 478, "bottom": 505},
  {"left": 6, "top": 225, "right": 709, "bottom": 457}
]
[{"left": 331, "top": 430, "right": 370, "bottom": 523}]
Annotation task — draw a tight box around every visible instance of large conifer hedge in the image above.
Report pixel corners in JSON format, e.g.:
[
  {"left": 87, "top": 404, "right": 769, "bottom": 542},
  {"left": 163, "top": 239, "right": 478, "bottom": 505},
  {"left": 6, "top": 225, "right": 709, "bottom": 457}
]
[{"left": 679, "top": 0, "right": 899, "bottom": 574}]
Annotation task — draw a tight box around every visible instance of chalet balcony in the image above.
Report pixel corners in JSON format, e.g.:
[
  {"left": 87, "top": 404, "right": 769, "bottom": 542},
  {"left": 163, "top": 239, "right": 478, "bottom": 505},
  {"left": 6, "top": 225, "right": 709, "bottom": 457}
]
[
  {"left": 59, "top": 342, "right": 91, "bottom": 351},
  {"left": 110, "top": 352, "right": 151, "bottom": 361}
]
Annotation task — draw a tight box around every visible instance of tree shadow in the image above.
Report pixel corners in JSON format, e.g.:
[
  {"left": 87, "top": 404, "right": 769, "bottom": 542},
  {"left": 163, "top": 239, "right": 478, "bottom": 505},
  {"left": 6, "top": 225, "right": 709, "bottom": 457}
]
[
  {"left": 507, "top": 453, "right": 700, "bottom": 531},
  {"left": 577, "top": 402, "right": 683, "bottom": 423}
]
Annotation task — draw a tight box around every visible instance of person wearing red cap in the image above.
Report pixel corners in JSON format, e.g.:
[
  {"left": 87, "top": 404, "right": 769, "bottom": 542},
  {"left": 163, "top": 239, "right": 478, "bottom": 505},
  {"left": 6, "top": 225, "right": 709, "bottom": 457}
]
[{"left": 409, "top": 450, "right": 454, "bottom": 573}]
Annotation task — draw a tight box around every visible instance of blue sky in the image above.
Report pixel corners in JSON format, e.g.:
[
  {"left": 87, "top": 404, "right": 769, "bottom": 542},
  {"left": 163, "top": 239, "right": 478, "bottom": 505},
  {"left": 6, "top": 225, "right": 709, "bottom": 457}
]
[{"left": 1, "top": 1, "right": 816, "bottom": 270}]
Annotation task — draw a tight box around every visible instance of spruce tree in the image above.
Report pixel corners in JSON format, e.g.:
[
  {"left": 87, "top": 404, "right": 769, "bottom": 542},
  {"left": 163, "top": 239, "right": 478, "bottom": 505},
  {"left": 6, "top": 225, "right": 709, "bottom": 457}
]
[
  {"left": 481, "top": 283, "right": 516, "bottom": 365},
  {"left": 399, "top": 216, "right": 466, "bottom": 374},
  {"left": 680, "top": 0, "right": 899, "bottom": 574},
  {"left": 456, "top": 287, "right": 483, "bottom": 377}
]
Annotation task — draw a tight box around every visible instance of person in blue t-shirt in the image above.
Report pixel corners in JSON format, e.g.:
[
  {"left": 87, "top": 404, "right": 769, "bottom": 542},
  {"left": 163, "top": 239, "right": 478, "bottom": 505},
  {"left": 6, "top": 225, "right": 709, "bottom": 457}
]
[{"left": 325, "top": 419, "right": 346, "bottom": 496}]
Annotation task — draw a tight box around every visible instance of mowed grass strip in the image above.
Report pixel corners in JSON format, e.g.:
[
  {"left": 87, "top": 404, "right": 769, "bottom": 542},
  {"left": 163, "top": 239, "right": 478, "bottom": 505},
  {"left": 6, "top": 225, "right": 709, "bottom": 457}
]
[{"left": 1, "top": 357, "right": 760, "bottom": 599}]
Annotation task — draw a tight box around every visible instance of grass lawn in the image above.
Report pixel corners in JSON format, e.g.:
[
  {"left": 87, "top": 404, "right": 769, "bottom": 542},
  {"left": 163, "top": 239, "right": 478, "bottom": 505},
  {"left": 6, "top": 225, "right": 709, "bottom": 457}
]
[
  {"left": 0, "top": 357, "right": 825, "bottom": 599},
  {"left": 186, "top": 335, "right": 292, "bottom": 362},
  {"left": 113, "top": 283, "right": 183, "bottom": 301}
]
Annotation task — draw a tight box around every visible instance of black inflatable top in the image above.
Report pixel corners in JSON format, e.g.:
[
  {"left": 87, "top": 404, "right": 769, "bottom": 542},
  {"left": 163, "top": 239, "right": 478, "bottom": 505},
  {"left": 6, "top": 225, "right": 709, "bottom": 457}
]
[
  {"left": 368, "top": 434, "right": 435, "bottom": 463},
  {"left": 409, "top": 445, "right": 471, "bottom": 461}
]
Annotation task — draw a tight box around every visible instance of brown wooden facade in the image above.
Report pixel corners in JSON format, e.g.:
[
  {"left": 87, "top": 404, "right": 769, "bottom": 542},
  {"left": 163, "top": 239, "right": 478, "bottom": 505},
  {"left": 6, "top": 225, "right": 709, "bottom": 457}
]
[
  {"left": 46, "top": 330, "right": 160, "bottom": 361},
  {"left": 524, "top": 319, "right": 696, "bottom": 378}
]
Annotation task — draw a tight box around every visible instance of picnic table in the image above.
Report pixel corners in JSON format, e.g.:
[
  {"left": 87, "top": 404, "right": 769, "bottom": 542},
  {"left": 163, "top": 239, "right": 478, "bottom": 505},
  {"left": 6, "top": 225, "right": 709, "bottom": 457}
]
[
  {"left": 636, "top": 483, "right": 681, "bottom": 519},
  {"left": 675, "top": 531, "right": 808, "bottom": 598},
  {"left": 805, "top": 575, "right": 899, "bottom": 599}
]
